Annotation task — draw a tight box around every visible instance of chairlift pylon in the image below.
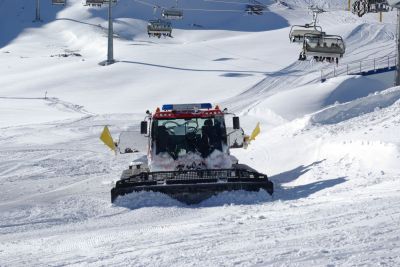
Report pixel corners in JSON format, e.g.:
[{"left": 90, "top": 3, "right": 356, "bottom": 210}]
[{"left": 299, "top": 33, "right": 346, "bottom": 63}]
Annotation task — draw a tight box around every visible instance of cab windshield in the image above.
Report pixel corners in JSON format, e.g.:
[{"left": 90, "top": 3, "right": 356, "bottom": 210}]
[{"left": 152, "top": 116, "right": 227, "bottom": 159}]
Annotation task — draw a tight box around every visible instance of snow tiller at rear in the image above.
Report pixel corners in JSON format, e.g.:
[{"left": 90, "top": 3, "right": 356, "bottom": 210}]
[{"left": 105, "top": 103, "right": 273, "bottom": 205}]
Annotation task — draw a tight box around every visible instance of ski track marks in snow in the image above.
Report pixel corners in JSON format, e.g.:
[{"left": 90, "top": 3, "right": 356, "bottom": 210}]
[
  {"left": 1, "top": 0, "right": 400, "bottom": 266},
  {"left": 0, "top": 96, "right": 92, "bottom": 115}
]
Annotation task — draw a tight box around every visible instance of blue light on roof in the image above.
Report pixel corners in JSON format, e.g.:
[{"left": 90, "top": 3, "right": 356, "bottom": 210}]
[
  {"left": 200, "top": 103, "right": 212, "bottom": 109},
  {"left": 162, "top": 103, "right": 212, "bottom": 111},
  {"left": 162, "top": 104, "right": 174, "bottom": 111}
]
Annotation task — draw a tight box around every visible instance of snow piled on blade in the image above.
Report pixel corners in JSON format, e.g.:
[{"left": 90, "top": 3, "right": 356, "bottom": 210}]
[
  {"left": 205, "top": 149, "right": 233, "bottom": 169},
  {"left": 114, "top": 189, "right": 271, "bottom": 209},
  {"left": 149, "top": 150, "right": 232, "bottom": 171},
  {"left": 149, "top": 152, "right": 178, "bottom": 171}
]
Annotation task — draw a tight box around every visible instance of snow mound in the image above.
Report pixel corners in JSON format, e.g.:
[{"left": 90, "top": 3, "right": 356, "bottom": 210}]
[
  {"left": 310, "top": 87, "right": 400, "bottom": 125},
  {"left": 114, "top": 191, "right": 185, "bottom": 209},
  {"left": 322, "top": 76, "right": 389, "bottom": 106},
  {"left": 346, "top": 23, "right": 395, "bottom": 45},
  {"left": 319, "top": 140, "right": 399, "bottom": 172},
  {"left": 240, "top": 75, "right": 389, "bottom": 121}
]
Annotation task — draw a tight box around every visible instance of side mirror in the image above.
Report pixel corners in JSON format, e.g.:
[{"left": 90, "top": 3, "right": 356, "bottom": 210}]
[
  {"left": 233, "top": 116, "right": 240, "bottom": 130},
  {"left": 227, "top": 128, "right": 244, "bottom": 149},
  {"left": 140, "top": 121, "right": 148, "bottom": 135},
  {"left": 118, "top": 131, "right": 140, "bottom": 154}
]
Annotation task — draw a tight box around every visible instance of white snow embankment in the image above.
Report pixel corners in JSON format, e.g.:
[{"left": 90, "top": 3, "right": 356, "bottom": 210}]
[
  {"left": 310, "top": 86, "right": 400, "bottom": 125},
  {"left": 235, "top": 86, "right": 400, "bottom": 192},
  {"left": 242, "top": 74, "right": 390, "bottom": 122},
  {"left": 317, "top": 140, "right": 399, "bottom": 174}
]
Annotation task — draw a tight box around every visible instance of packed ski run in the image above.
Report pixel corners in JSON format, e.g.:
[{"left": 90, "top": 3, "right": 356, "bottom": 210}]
[{"left": 1, "top": 0, "right": 400, "bottom": 266}]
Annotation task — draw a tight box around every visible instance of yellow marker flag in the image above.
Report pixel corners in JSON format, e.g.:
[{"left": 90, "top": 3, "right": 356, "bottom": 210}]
[
  {"left": 249, "top": 122, "right": 261, "bottom": 142},
  {"left": 100, "top": 126, "right": 116, "bottom": 153}
]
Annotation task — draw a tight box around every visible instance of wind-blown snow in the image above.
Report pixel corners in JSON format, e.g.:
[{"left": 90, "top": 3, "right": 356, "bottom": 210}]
[{"left": 1, "top": 0, "right": 400, "bottom": 266}]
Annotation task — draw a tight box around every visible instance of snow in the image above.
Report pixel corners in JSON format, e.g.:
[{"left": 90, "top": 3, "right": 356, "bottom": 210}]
[
  {"left": 205, "top": 148, "right": 233, "bottom": 169},
  {"left": 150, "top": 149, "right": 232, "bottom": 171},
  {"left": 0, "top": 97, "right": 83, "bottom": 127},
  {"left": 310, "top": 86, "right": 400, "bottom": 125},
  {"left": 1, "top": 0, "right": 400, "bottom": 266}
]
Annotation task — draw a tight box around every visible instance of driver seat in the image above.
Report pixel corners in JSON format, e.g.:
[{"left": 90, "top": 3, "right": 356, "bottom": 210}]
[
  {"left": 200, "top": 119, "right": 219, "bottom": 157},
  {"left": 156, "top": 126, "right": 170, "bottom": 154}
]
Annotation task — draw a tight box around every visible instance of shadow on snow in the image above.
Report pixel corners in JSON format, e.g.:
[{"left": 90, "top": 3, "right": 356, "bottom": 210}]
[
  {"left": 270, "top": 160, "right": 347, "bottom": 201},
  {"left": 0, "top": 0, "right": 61, "bottom": 49},
  {"left": 89, "top": 0, "right": 288, "bottom": 32},
  {"left": 1, "top": 0, "right": 288, "bottom": 49},
  {"left": 120, "top": 60, "right": 268, "bottom": 74}
]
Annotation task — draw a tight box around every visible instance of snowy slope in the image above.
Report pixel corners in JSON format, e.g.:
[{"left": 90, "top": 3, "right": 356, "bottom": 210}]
[
  {"left": 1, "top": 88, "right": 399, "bottom": 266},
  {"left": 1, "top": 0, "right": 400, "bottom": 266}
]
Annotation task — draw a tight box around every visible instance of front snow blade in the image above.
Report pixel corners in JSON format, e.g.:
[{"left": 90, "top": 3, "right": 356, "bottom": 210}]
[{"left": 111, "top": 169, "right": 273, "bottom": 205}]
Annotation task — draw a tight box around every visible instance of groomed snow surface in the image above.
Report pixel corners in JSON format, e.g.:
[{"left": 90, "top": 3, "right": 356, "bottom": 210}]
[{"left": 1, "top": 0, "right": 400, "bottom": 266}]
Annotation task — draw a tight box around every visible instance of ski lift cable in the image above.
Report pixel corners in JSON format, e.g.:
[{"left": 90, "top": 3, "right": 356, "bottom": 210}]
[
  {"left": 133, "top": 0, "right": 238, "bottom": 12},
  {"left": 203, "top": 0, "right": 252, "bottom": 6},
  {"left": 133, "top": 0, "right": 348, "bottom": 14},
  {"left": 180, "top": 7, "right": 267, "bottom": 12},
  {"left": 132, "top": 0, "right": 275, "bottom": 13},
  {"left": 133, "top": 0, "right": 163, "bottom": 10}
]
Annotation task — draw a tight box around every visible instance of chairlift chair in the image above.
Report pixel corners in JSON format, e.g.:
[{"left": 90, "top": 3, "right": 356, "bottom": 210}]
[
  {"left": 352, "top": 0, "right": 390, "bottom": 17},
  {"left": 84, "top": 0, "right": 104, "bottom": 7},
  {"left": 368, "top": 0, "right": 390, "bottom": 12},
  {"left": 289, "top": 24, "right": 325, "bottom": 43},
  {"left": 84, "top": 0, "right": 116, "bottom": 7},
  {"left": 245, "top": 4, "right": 264, "bottom": 15},
  {"left": 162, "top": 9, "right": 183, "bottom": 20},
  {"left": 387, "top": 0, "right": 400, "bottom": 8},
  {"left": 52, "top": 0, "right": 66, "bottom": 5},
  {"left": 147, "top": 19, "right": 173, "bottom": 38},
  {"left": 299, "top": 33, "right": 346, "bottom": 63}
]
